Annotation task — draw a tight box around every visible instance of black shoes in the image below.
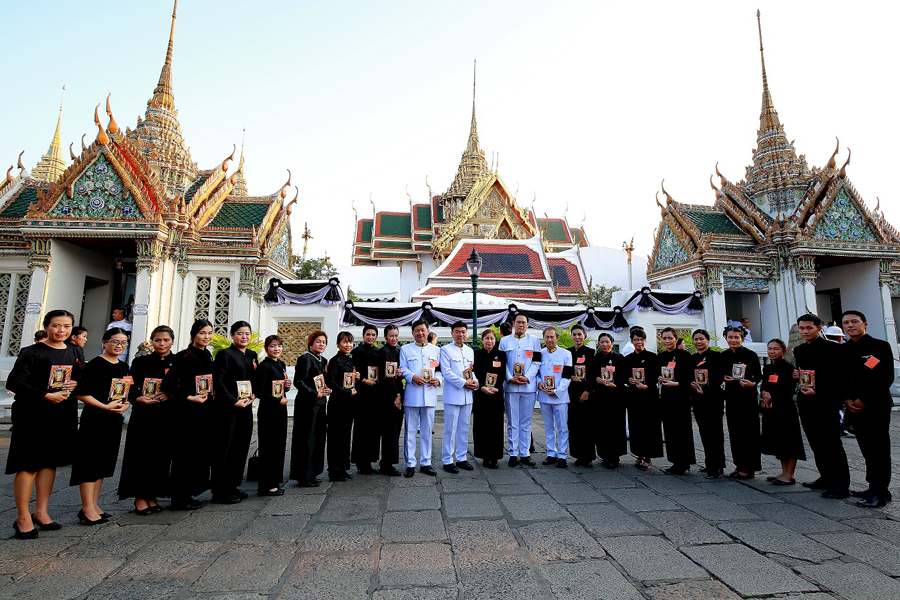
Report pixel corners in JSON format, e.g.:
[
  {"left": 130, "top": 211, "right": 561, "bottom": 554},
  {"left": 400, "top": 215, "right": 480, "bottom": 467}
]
[
  {"left": 32, "top": 513, "right": 62, "bottom": 531},
  {"left": 542, "top": 457, "right": 558, "bottom": 466},
  {"left": 329, "top": 470, "right": 353, "bottom": 482},
  {"left": 858, "top": 495, "right": 889, "bottom": 508},
  {"left": 771, "top": 478, "right": 796, "bottom": 486},
  {"left": 557, "top": 459, "right": 568, "bottom": 469},
  {"left": 727, "top": 471, "right": 754, "bottom": 480},
  {"left": 380, "top": 465, "right": 402, "bottom": 476},
  {"left": 259, "top": 488, "right": 285, "bottom": 497},
  {"left": 420, "top": 465, "right": 437, "bottom": 476},
  {"left": 211, "top": 493, "right": 242, "bottom": 505},
  {"left": 520, "top": 456, "right": 536, "bottom": 467},
  {"left": 706, "top": 469, "right": 723, "bottom": 479},
  {"left": 456, "top": 461, "right": 474, "bottom": 471},
  {"left": 171, "top": 497, "right": 202, "bottom": 510},
  {"left": 573, "top": 458, "right": 593, "bottom": 468},
  {"left": 600, "top": 459, "right": 619, "bottom": 469},
  {"left": 77, "top": 509, "right": 107, "bottom": 526},
  {"left": 802, "top": 478, "right": 828, "bottom": 490},
  {"left": 483, "top": 460, "right": 499, "bottom": 469},
  {"left": 443, "top": 463, "right": 460, "bottom": 474},
  {"left": 664, "top": 465, "right": 689, "bottom": 476},
  {"left": 234, "top": 490, "right": 249, "bottom": 500},
  {"left": 508, "top": 456, "right": 519, "bottom": 468},
  {"left": 357, "top": 465, "right": 376, "bottom": 475},
  {"left": 298, "top": 479, "right": 320, "bottom": 488},
  {"left": 134, "top": 505, "right": 154, "bottom": 516},
  {"left": 13, "top": 522, "right": 38, "bottom": 540},
  {"left": 821, "top": 488, "right": 850, "bottom": 499},
  {"left": 404, "top": 467, "right": 416, "bottom": 478}
]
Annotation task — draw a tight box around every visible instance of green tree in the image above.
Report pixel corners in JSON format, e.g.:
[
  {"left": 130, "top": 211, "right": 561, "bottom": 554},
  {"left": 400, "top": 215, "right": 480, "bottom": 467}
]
[
  {"left": 209, "top": 332, "right": 265, "bottom": 357},
  {"left": 576, "top": 282, "right": 623, "bottom": 308},
  {"left": 292, "top": 256, "right": 339, "bottom": 280}
]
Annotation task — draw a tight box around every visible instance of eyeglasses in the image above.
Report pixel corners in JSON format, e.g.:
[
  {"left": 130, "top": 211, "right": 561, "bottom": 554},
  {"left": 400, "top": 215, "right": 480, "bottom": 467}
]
[{"left": 107, "top": 341, "right": 129, "bottom": 348}]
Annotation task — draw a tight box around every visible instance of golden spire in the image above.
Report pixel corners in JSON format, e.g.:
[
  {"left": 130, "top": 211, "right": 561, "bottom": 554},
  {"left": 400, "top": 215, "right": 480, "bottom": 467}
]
[
  {"left": 233, "top": 128, "right": 248, "bottom": 196},
  {"left": 150, "top": 0, "right": 178, "bottom": 111},
  {"left": 757, "top": 10, "right": 779, "bottom": 132},
  {"left": 445, "top": 59, "right": 490, "bottom": 199},
  {"left": 31, "top": 85, "right": 68, "bottom": 182},
  {"left": 301, "top": 222, "right": 312, "bottom": 261}
]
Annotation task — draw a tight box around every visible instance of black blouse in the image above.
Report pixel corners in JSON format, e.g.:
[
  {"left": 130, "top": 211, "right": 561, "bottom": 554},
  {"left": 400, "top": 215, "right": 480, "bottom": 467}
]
[
  {"left": 294, "top": 352, "right": 328, "bottom": 406},
  {"left": 718, "top": 345, "right": 762, "bottom": 398},
  {"left": 378, "top": 345, "right": 403, "bottom": 400},
  {"left": 257, "top": 358, "right": 288, "bottom": 405},
  {"left": 327, "top": 352, "right": 356, "bottom": 400},
  {"left": 473, "top": 347, "right": 506, "bottom": 397},
  {"left": 163, "top": 345, "right": 216, "bottom": 403},
  {"left": 75, "top": 356, "right": 130, "bottom": 408},
  {"left": 657, "top": 348, "right": 693, "bottom": 400},
  {"left": 592, "top": 350, "right": 624, "bottom": 395},
  {"left": 128, "top": 352, "right": 175, "bottom": 402},
  {"left": 568, "top": 345, "right": 595, "bottom": 398},
  {"left": 7, "top": 342, "right": 82, "bottom": 406},
  {"left": 760, "top": 359, "right": 796, "bottom": 404},
  {"left": 214, "top": 345, "right": 259, "bottom": 408}
]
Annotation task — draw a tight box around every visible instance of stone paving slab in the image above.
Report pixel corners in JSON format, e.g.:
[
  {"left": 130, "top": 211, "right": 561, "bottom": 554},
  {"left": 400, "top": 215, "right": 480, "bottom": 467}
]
[
  {"left": 439, "top": 477, "right": 490, "bottom": 493},
  {"left": 580, "top": 470, "right": 640, "bottom": 489},
  {"left": 457, "top": 553, "right": 544, "bottom": 599},
  {"left": 317, "top": 495, "right": 382, "bottom": 521},
  {"left": 382, "top": 510, "right": 446, "bottom": 542},
  {"left": 299, "top": 523, "right": 378, "bottom": 553},
  {"left": 0, "top": 556, "right": 124, "bottom": 600},
  {"left": 518, "top": 520, "right": 606, "bottom": 563},
  {"left": 500, "top": 493, "right": 570, "bottom": 521},
  {"left": 542, "top": 482, "right": 608, "bottom": 504},
  {"left": 115, "top": 539, "right": 222, "bottom": 578},
  {"left": 159, "top": 510, "right": 257, "bottom": 540},
  {"left": 697, "top": 481, "right": 783, "bottom": 504},
  {"left": 682, "top": 544, "right": 819, "bottom": 596},
  {"left": 639, "top": 510, "right": 732, "bottom": 547},
  {"left": 745, "top": 502, "right": 851, "bottom": 534},
  {"left": 638, "top": 474, "right": 706, "bottom": 495},
  {"left": 671, "top": 492, "right": 759, "bottom": 521},
  {"left": 490, "top": 482, "right": 544, "bottom": 495},
  {"left": 386, "top": 486, "right": 441, "bottom": 511},
  {"left": 447, "top": 519, "right": 519, "bottom": 555},
  {"left": 569, "top": 502, "right": 656, "bottom": 537},
  {"left": 261, "top": 494, "right": 325, "bottom": 516},
  {"left": 278, "top": 553, "right": 375, "bottom": 600},
  {"left": 539, "top": 559, "right": 645, "bottom": 600},
  {"left": 811, "top": 531, "right": 900, "bottom": 576},
  {"left": 600, "top": 535, "right": 708, "bottom": 581},
  {"left": 442, "top": 492, "right": 504, "bottom": 519},
  {"left": 378, "top": 542, "right": 456, "bottom": 588},
  {"left": 718, "top": 521, "right": 840, "bottom": 562},
  {"left": 82, "top": 579, "right": 186, "bottom": 600},
  {"left": 796, "top": 561, "right": 900, "bottom": 600},
  {"left": 191, "top": 543, "right": 295, "bottom": 592},
  {"left": 605, "top": 486, "right": 681, "bottom": 512},
  {"left": 237, "top": 514, "right": 310, "bottom": 543},
  {"left": 841, "top": 516, "right": 900, "bottom": 544},
  {"left": 372, "top": 588, "right": 458, "bottom": 600},
  {"left": 644, "top": 580, "right": 742, "bottom": 600}
]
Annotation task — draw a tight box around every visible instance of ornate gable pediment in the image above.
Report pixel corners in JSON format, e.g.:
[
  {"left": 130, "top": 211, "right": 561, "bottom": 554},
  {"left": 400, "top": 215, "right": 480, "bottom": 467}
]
[
  {"left": 46, "top": 153, "right": 148, "bottom": 221},
  {"left": 807, "top": 186, "right": 880, "bottom": 243},
  {"left": 652, "top": 222, "right": 692, "bottom": 271}
]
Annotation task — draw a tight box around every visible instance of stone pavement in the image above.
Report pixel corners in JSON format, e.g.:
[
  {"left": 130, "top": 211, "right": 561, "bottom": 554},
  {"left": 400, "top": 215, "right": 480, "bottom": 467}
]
[{"left": 0, "top": 412, "right": 898, "bottom": 600}]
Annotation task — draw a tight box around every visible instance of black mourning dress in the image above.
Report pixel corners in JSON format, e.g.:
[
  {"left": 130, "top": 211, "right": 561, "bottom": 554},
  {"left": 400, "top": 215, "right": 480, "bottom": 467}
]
[
  {"left": 657, "top": 347, "right": 697, "bottom": 468},
  {"left": 620, "top": 349, "right": 663, "bottom": 458},
  {"left": 689, "top": 349, "right": 725, "bottom": 471},
  {"left": 118, "top": 352, "right": 176, "bottom": 499},
  {"left": 566, "top": 344, "right": 597, "bottom": 462},
  {"left": 70, "top": 356, "right": 130, "bottom": 484},
  {"left": 719, "top": 345, "right": 763, "bottom": 473},
  {"left": 376, "top": 344, "right": 404, "bottom": 467},
  {"left": 591, "top": 350, "right": 626, "bottom": 463},
  {"left": 472, "top": 346, "right": 506, "bottom": 462},
  {"left": 760, "top": 358, "right": 805, "bottom": 461},
  {"left": 326, "top": 352, "right": 356, "bottom": 475},
  {"left": 211, "top": 345, "right": 258, "bottom": 496},
  {"left": 352, "top": 343, "right": 381, "bottom": 468},
  {"left": 290, "top": 351, "right": 327, "bottom": 483},
  {"left": 5, "top": 342, "right": 81, "bottom": 474},
  {"left": 256, "top": 357, "right": 289, "bottom": 491}
]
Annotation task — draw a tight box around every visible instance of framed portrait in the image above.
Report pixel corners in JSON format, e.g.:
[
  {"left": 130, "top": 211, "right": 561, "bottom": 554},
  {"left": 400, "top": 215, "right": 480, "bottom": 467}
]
[
  {"left": 237, "top": 380, "right": 252, "bottom": 400},
  {"left": 485, "top": 373, "right": 497, "bottom": 387},
  {"left": 632, "top": 367, "right": 645, "bottom": 383},
  {"left": 313, "top": 374, "right": 325, "bottom": 392},
  {"left": 385, "top": 362, "right": 397, "bottom": 378},
  {"left": 731, "top": 364, "right": 746, "bottom": 381},
  {"left": 367, "top": 366, "right": 378, "bottom": 382},
  {"left": 142, "top": 377, "right": 162, "bottom": 397},
  {"left": 543, "top": 375, "right": 556, "bottom": 391},
  {"left": 108, "top": 378, "right": 130, "bottom": 402},
  {"left": 48, "top": 365, "right": 72, "bottom": 390},
  {"left": 272, "top": 380, "right": 284, "bottom": 399},
  {"left": 799, "top": 369, "right": 815, "bottom": 388},
  {"left": 195, "top": 374, "right": 212, "bottom": 395},
  {"left": 694, "top": 369, "right": 708, "bottom": 385},
  {"left": 343, "top": 372, "right": 355, "bottom": 390},
  {"left": 513, "top": 362, "right": 524, "bottom": 377},
  {"left": 421, "top": 368, "right": 433, "bottom": 382}
]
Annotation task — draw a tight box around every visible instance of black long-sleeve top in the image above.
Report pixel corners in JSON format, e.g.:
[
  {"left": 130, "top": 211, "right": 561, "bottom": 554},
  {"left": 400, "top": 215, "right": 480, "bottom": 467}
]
[
  {"left": 163, "top": 345, "right": 216, "bottom": 403},
  {"left": 378, "top": 344, "right": 403, "bottom": 401},
  {"left": 689, "top": 349, "right": 722, "bottom": 400},
  {"left": 842, "top": 334, "right": 895, "bottom": 408},
  {"left": 718, "top": 345, "right": 762, "bottom": 399},
  {"left": 568, "top": 345, "right": 595, "bottom": 400},
  {"left": 257, "top": 358, "right": 288, "bottom": 405},
  {"left": 474, "top": 347, "right": 506, "bottom": 398},
  {"left": 75, "top": 356, "right": 130, "bottom": 408},
  {"left": 128, "top": 352, "right": 175, "bottom": 403},
  {"left": 591, "top": 350, "right": 624, "bottom": 399},
  {"left": 620, "top": 350, "right": 660, "bottom": 393},
  {"left": 294, "top": 352, "right": 327, "bottom": 406},
  {"left": 327, "top": 352, "right": 356, "bottom": 401},
  {"left": 760, "top": 358, "right": 797, "bottom": 404},
  {"left": 7, "top": 342, "right": 82, "bottom": 406},
  {"left": 792, "top": 336, "right": 842, "bottom": 407},
  {"left": 657, "top": 348, "right": 693, "bottom": 401},
  {"left": 353, "top": 343, "right": 381, "bottom": 397},
  {"left": 213, "top": 345, "right": 259, "bottom": 409}
]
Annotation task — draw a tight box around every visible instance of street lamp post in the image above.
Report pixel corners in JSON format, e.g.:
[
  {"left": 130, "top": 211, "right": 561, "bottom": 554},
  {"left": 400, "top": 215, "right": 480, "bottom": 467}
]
[{"left": 466, "top": 248, "right": 483, "bottom": 349}]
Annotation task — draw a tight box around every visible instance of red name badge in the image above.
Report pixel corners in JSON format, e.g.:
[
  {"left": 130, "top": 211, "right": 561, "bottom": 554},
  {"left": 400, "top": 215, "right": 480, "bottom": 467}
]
[
  {"left": 768, "top": 374, "right": 778, "bottom": 383},
  {"left": 576, "top": 357, "right": 586, "bottom": 364},
  {"left": 553, "top": 365, "right": 562, "bottom": 373},
  {"left": 123, "top": 376, "right": 134, "bottom": 384},
  {"left": 164, "top": 368, "right": 170, "bottom": 374},
  {"left": 492, "top": 360, "right": 501, "bottom": 368},
  {"left": 667, "top": 362, "right": 676, "bottom": 369},
  {"left": 698, "top": 360, "right": 706, "bottom": 367},
  {"left": 865, "top": 356, "right": 880, "bottom": 369},
  {"left": 430, "top": 360, "right": 439, "bottom": 368},
  {"left": 525, "top": 350, "right": 534, "bottom": 358}
]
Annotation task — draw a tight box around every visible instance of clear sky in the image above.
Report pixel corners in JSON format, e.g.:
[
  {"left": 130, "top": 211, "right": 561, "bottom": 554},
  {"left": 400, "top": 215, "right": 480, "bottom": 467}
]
[{"left": 2, "top": 1, "right": 898, "bottom": 266}]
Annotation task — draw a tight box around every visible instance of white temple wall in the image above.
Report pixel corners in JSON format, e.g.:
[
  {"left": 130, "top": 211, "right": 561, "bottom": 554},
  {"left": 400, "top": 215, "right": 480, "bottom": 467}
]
[
  {"left": 816, "top": 260, "right": 885, "bottom": 340},
  {"left": 891, "top": 298, "right": 900, "bottom": 343},
  {"left": 760, "top": 287, "right": 785, "bottom": 343},
  {"left": 580, "top": 247, "right": 648, "bottom": 291}
]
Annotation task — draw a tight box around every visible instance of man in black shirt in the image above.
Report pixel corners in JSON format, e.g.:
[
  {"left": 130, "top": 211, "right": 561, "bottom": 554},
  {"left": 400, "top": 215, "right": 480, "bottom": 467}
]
[
  {"left": 841, "top": 310, "right": 894, "bottom": 508},
  {"left": 793, "top": 314, "right": 850, "bottom": 499}
]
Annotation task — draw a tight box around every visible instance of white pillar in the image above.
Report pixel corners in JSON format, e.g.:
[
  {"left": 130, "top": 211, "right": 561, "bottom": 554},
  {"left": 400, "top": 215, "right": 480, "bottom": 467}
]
[
  {"left": 23, "top": 238, "right": 52, "bottom": 336},
  {"left": 130, "top": 269, "right": 152, "bottom": 364}
]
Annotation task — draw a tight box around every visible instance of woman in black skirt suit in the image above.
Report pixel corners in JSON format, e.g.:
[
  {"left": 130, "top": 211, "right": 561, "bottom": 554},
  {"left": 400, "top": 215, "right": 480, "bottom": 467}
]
[
  {"left": 473, "top": 328, "right": 506, "bottom": 469},
  {"left": 7, "top": 309, "right": 81, "bottom": 539},
  {"left": 620, "top": 328, "right": 663, "bottom": 470},
  {"left": 760, "top": 338, "right": 805, "bottom": 485},
  {"left": 567, "top": 325, "right": 596, "bottom": 468},
  {"left": 256, "top": 334, "right": 289, "bottom": 496},
  {"left": 689, "top": 329, "right": 726, "bottom": 479},
  {"left": 118, "top": 325, "right": 175, "bottom": 514},
  {"left": 592, "top": 333, "right": 626, "bottom": 468},
  {"left": 291, "top": 330, "right": 330, "bottom": 487},
  {"left": 163, "top": 319, "right": 215, "bottom": 510},
  {"left": 376, "top": 325, "right": 404, "bottom": 475},
  {"left": 210, "top": 321, "right": 258, "bottom": 504},
  {"left": 719, "top": 326, "right": 763, "bottom": 479},
  {"left": 352, "top": 325, "right": 382, "bottom": 474},
  {"left": 70, "top": 327, "right": 131, "bottom": 525},
  {"left": 657, "top": 327, "right": 696, "bottom": 475},
  {"left": 326, "top": 331, "right": 359, "bottom": 482}
]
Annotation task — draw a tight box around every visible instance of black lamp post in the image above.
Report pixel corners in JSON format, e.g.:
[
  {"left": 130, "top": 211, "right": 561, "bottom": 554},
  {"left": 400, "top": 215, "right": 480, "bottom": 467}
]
[{"left": 465, "top": 248, "right": 483, "bottom": 348}]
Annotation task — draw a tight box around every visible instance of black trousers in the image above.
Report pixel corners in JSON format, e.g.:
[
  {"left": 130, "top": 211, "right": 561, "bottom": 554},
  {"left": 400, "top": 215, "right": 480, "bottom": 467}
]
[
  {"left": 170, "top": 404, "right": 211, "bottom": 499},
  {"left": 377, "top": 403, "right": 404, "bottom": 467},
  {"left": 351, "top": 396, "right": 379, "bottom": 466},
  {"left": 798, "top": 399, "right": 850, "bottom": 489},
  {"left": 568, "top": 398, "right": 600, "bottom": 461},
  {"left": 327, "top": 396, "right": 354, "bottom": 473},
  {"left": 693, "top": 395, "right": 726, "bottom": 470},
  {"left": 257, "top": 402, "right": 287, "bottom": 491},
  {"left": 597, "top": 401, "right": 627, "bottom": 462},
  {"left": 851, "top": 403, "right": 891, "bottom": 493},
  {"left": 210, "top": 407, "right": 253, "bottom": 496},
  {"left": 473, "top": 393, "right": 505, "bottom": 461},
  {"left": 662, "top": 396, "right": 696, "bottom": 466},
  {"left": 290, "top": 403, "right": 325, "bottom": 482},
  {"left": 725, "top": 396, "right": 761, "bottom": 472}
]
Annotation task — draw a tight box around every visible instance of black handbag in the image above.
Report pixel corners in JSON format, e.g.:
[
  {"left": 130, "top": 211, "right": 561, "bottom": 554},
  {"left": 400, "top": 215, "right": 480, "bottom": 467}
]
[{"left": 246, "top": 449, "right": 259, "bottom": 481}]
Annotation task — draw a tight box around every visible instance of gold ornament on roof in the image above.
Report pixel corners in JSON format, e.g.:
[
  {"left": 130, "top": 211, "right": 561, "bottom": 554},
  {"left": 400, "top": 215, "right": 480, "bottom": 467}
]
[{"left": 94, "top": 104, "right": 109, "bottom": 145}]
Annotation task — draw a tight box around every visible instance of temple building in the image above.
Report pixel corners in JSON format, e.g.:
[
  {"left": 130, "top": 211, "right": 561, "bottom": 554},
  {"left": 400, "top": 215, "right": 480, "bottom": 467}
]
[
  {"left": 0, "top": 2, "right": 293, "bottom": 367},
  {"left": 647, "top": 11, "right": 900, "bottom": 358},
  {"left": 350, "top": 68, "right": 596, "bottom": 304}
]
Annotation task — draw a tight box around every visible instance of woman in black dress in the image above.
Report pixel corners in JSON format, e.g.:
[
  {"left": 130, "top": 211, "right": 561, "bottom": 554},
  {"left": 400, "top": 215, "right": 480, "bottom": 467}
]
[
  {"left": 352, "top": 325, "right": 381, "bottom": 475},
  {"left": 567, "top": 325, "right": 596, "bottom": 468},
  {"left": 620, "top": 328, "right": 662, "bottom": 471},
  {"left": 689, "top": 329, "right": 725, "bottom": 478},
  {"left": 473, "top": 328, "right": 506, "bottom": 469},
  {"left": 70, "top": 327, "right": 131, "bottom": 525},
  {"left": 7, "top": 309, "right": 81, "bottom": 539},
  {"left": 326, "top": 331, "right": 359, "bottom": 482},
  {"left": 657, "top": 327, "right": 696, "bottom": 475},
  {"left": 210, "top": 321, "right": 257, "bottom": 504},
  {"left": 291, "top": 330, "right": 330, "bottom": 487},
  {"left": 760, "top": 338, "right": 805, "bottom": 485},
  {"left": 163, "top": 319, "right": 215, "bottom": 510},
  {"left": 376, "top": 325, "right": 404, "bottom": 475},
  {"left": 592, "top": 333, "right": 626, "bottom": 468},
  {"left": 719, "top": 326, "right": 763, "bottom": 479},
  {"left": 118, "top": 325, "right": 175, "bottom": 514},
  {"left": 256, "top": 334, "right": 289, "bottom": 496}
]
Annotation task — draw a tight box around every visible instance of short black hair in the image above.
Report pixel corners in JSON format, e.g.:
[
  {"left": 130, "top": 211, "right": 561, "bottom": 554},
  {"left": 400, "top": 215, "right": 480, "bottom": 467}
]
[
  {"left": 230, "top": 321, "right": 252, "bottom": 335},
  {"left": 840, "top": 309, "right": 867, "bottom": 323},
  {"left": 384, "top": 324, "right": 399, "bottom": 337},
  {"left": 499, "top": 323, "right": 513, "bottom": 336},
  {"left": 43, "top": 309, "right": 74, "bottom": 328},
  {"left": 543, "top": 327, "right": 558, "bottom": 336},
  {"left": 630, "top": 328, "right": 646, "bottom": 341},
  {"left": 723, "top": 325, "right": 746, "bottom": 339},
  {"left": 34, "top": 330, "right": 48, "bottom": 342},
  {"left": 336, "top": 331, "right": 354, "bottom": 344},
  {"left": 692, "top": 328, "right": 710, "bottom": 341},
  {"left": 660, "top": 326, "right": 678, "bottom": 337},
  {"left": 362, "top": 324, "right": 379, "bottom": 336},
  {"left": 571, "top": 324, "right": 586, "bottom": 334},
  {"left": 797, "top": 313, "right": 822, "bottom": 327},
  {"left": 597, "top": 332, "right": 614, "bottom": 343},
  {"left": 514, "top": 314, "right": 529, "bottom": 323},
  {"left": 411, "top": 319, "right": 429, "bottom": 332},
  {"left": 767, "top": 338, "right": 787, "bottom": 351},
  {"left": 450, "top": 321, "right": 467, "bottom": 331}
]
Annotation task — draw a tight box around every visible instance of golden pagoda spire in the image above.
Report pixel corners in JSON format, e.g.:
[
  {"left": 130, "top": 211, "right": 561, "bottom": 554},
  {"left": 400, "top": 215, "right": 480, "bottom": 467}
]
[
  {"left": 233, "top": 128, "right": 249, "bottom": 196},
  {"left": 444, "top": 60, "right": 490, "bottom": 199},
  {"left": 150, "top": 0, "right": 178, "bottom": 111},
  {"left": 757, "top": 10, "right": 779, "bottom": 132},
  {"left": 31, "top": 85, "right": 68, "bottom": 182}
]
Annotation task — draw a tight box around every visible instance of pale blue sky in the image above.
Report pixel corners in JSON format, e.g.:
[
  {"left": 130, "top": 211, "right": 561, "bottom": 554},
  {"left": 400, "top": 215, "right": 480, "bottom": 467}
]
[{"left": 2, "top": 1, "right": 898, "bottom": 263}]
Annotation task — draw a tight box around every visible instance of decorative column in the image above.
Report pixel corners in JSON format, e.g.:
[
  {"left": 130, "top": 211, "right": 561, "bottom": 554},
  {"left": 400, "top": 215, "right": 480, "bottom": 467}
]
[
  {"left": 878, "top": 259, "right": 899, "bottom": 366},
  {"left": 133, "top": 238, "right": 164, "bottom": 362},
  {"left": 234, "top": 263, "right": 256, "bottom": 325},
  {"left": 23, "top": 238, "right": 52, "bottom": 338},
  {"left": 705, "top": 265, "right": 727, "bottom": 347},
  {"left": 793, "top": 255, "right": 818, "bottom": 319}
]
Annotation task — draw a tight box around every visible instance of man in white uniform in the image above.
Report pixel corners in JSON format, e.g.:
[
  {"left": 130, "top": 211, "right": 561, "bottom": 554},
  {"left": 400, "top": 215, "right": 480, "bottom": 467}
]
[
  {"left": 439, "top": 321, "right": 478, "bottom": 473},
  {"left": 400, "top": 319, "right": 443, "bottom": 477},
  {"left": 537, "top": 327, "right": 573, "bottom": 468},
  {"left": 499, "top": 314, "right": 541, "bottom": 467}
]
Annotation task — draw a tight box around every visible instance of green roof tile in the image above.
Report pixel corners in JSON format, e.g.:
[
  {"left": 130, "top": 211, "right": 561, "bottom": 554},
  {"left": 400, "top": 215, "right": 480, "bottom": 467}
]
[
  {"left": 539, "top": 219, "right": 569, "bottom": 243},
  {"left": 359, "top": 220, "right": 373, "bottom": 243},
  {"left": 0, "top": 188, "right": 37, "bottom": 219},
  {"left": 415, "top": 205, "right": 431, "bottom": 229},
  {"left": 378, "top": 213, "right": 411, "bottom": 237},
  {"left": 208, "top": 202, "right": 269, "bottom": 228},
  {"left": 184, "top": 174, "right": 210, "bottom": 203},
  {"left": 683, "top": 211, "right": 745, "bottom": 236}
]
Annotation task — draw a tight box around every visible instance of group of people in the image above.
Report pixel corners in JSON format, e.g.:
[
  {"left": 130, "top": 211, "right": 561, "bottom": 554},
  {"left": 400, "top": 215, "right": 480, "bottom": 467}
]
[{"left": 5, "top": 307, "right": 894, "bottom": 541}]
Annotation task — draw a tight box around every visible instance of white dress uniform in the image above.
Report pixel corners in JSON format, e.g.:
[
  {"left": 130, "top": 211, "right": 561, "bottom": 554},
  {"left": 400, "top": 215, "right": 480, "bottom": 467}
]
[
  {"left": 439, "top": 342, "right": 477, "bottom": 465},
  {"left": 499, "top": 333, "right": 542, "bottom": 458},
  {"left": 537, "top": 347, "right": 572, "bottom": 459},
  {"left": 400, "top": 341, "right": 443, "bottom": 467}
]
